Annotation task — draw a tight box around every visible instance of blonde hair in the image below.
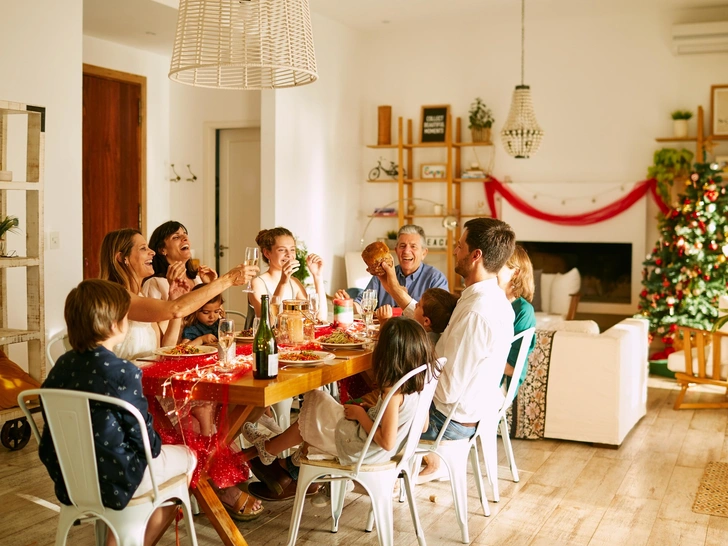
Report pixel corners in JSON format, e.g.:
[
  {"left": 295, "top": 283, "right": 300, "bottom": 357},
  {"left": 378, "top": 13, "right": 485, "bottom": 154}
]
[
  {"left": 505, "top": 245, "right": 535, "bottom": 302},
  {"left": 99, "top": 228, "right": 142, "bottom": 292}
]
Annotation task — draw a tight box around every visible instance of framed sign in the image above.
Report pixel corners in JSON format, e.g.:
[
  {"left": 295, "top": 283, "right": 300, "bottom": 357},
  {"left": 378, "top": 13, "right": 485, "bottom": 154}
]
[
  {"left": 420, "top": 104, "right": 450, "bottom": 143},
  {"left": 711, "top": 84, "right": 728, "bottom": 139},
  {"left": 421, "top": 163, "right": 447, "bottom": 179},
  {"left": 426, "top": 235, "right": 447, "bottom": 249}
]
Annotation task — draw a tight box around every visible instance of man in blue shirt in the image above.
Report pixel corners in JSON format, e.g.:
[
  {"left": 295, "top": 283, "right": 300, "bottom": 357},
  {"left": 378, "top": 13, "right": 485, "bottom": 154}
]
[{"left": 336, "top": 225, "right": 449, "bottom": 315}]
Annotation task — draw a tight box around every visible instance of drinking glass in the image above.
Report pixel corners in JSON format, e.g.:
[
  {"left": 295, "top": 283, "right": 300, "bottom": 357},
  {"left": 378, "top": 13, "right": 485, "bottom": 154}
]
[
  {"left": 269, "top": 296, "right": 282, "bottom": 327},
  {"left": 218, "top": 319, "right": 235, "bottom": 366},
  {"left": 242, "top": 247, "right": 259, "bottom": 293},
  {"left": 252, "top": 317, "right": 261, "bottom": 336},
  {"left": 361, "top": 289, "right": 378, "bottom": 338},
  {"left": 308, "top": 293, "right": 319, "bottom": 320}
]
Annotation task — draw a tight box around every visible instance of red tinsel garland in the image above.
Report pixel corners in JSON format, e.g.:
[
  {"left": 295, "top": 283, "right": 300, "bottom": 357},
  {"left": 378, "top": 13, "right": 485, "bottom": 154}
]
[{"left": 483, "top": 176, "right": 670, "bottom": 225}]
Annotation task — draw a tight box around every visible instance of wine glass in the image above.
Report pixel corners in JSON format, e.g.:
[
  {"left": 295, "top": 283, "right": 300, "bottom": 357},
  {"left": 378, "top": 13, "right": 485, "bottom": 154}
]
[
  {"left": 269, "top": 296, "right": 282, "bottom": 327},
  {"left": 218, "top": 319, "right": 235, "bottom": 366},
  {"left": 242, "top": 247, "right": 259, "bottom": 293},
  {"left": 252, "top": 317, "right": 261, "bottom": 335},
  {"left": 308, "top": 293, "right": 319, "bottom": 321},
  {"left": 361, "top": 289, "right": 378, "bottom": 339}
]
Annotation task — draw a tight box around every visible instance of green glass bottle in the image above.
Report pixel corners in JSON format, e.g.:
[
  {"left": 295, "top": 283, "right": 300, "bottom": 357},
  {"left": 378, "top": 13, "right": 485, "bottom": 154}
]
[{"left": 253, "top": 294, "right": 279, "bottom": 379}]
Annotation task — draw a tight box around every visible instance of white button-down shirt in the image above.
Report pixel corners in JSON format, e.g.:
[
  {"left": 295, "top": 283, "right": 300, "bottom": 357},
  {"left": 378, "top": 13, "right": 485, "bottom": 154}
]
[{"left": 434, "top": 277, "right": 515, "bottom": 423}]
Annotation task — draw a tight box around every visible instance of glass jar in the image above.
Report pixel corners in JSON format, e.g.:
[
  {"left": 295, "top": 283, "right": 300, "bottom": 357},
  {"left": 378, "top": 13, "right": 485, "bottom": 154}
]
[{"left": 277, "top": 299, "right": 315, "bottom": 345}]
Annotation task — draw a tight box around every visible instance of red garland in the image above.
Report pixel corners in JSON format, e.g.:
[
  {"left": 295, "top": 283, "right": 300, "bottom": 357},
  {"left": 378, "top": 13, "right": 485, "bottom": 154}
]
[{"left": 483, "top": 177, "right": 670, "bottom": 226}]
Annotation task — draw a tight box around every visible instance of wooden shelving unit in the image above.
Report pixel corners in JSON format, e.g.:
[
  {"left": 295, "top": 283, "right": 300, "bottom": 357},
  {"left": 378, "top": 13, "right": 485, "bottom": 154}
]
[
  {"left": 0, "top": 100, "right": 46, "bottom": 448},
  {"left": 654, "top": 106, "right": 719, "bottom": 160}
]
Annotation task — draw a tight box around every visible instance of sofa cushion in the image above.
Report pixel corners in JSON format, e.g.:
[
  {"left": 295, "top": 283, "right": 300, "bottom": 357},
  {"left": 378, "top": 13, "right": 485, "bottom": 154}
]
[
  {"left": 550, "top": 268, "right": 581, "bottom": 316},
  {"left": 532, "top": 269, "right": 543, "bottom": 312},
  {"left": 0, "top": 349, "right": 41, "bottom": 410},
  {"left": 540, "top": 273, "right": 554, "bottom": 314}
]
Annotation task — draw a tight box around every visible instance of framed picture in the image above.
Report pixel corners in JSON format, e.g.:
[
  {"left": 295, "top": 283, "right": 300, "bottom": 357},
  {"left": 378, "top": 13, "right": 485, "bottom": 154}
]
[
  {"left": 425, "top": 235, "right": 447, "bottom": 249},
  {"left": 421, "top": 163, "right": 447, "bottom": 179},
  {"left": 716, "top": 155, "right": 728, "bottom": 173},
  {"left": 420, "top": 104, "right": 450, "bottom": 143},
  {"left": 711, "top": 85, "right": 728, "bottom": 139}
]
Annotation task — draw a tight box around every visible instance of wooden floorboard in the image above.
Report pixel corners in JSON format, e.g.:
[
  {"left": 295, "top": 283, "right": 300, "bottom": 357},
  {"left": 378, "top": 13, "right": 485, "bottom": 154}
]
[{"left": 2, "top": 377, "right": 727, "bottom": 545}]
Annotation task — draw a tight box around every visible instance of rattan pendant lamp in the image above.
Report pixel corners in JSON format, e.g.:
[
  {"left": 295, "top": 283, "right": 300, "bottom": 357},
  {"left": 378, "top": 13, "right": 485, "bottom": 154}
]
[
  {"left": 501, "top": 0, "right": 543, "bottom": 158},
  {"left": 169, "top": 0, "right": 318, "bottom": 89}
]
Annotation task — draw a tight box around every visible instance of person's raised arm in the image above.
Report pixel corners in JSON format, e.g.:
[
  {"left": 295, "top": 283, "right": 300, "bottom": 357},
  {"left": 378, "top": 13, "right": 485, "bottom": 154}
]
[
  {"left": 127, "top": 264, "right": 258, "bottom": 323},
  {"left": 377, "top": 262, "right": 414, "bottom": 312}
]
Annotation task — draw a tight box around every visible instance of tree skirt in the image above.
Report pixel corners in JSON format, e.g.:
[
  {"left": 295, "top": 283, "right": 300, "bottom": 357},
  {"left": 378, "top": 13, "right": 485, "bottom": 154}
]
[{"left": 506, "top": 330, "right": 556, "bottom": 439}]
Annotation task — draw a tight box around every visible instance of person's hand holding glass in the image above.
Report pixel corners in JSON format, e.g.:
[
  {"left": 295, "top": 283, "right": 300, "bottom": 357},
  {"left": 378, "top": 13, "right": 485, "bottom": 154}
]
[
  {"left": 361, "top": 289, "right": 378, "bottom": 339},
  {"left": 218, "top": 319, "right": 235, "bottom": 366},
  {"left": 241, "top": 247, "right": 259, "bottom": 293}
]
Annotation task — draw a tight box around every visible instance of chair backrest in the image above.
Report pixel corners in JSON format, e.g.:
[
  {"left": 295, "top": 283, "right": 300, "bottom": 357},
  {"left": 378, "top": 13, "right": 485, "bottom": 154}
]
[
  {"left": 351, "top": 359, "right": 442, "bottom": 476},
  {"left": 224, "top": 309, "right": 247, "bottom": 322},
  {"left": 679, "top": 326, "right": 728, "bottom": 381},
  {"left": 46, "top": 329, "right": 71, "bottom": 367},
  {"left": 430, "top": 363, "right": 483, "bottom": 448},
  {"left": 345, "top": 251, "right": 372, "bottom": 290},
  {"left": 17, "top": 388, "right": 160, "bottom": 512},
  {"left": 499, "top": 327, "right": 536, "bottom": 417}
]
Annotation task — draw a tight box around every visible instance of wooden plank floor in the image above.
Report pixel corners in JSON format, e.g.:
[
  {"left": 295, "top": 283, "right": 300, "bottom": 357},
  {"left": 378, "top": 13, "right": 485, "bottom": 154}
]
[{"left": 3, "top": 376, "right": 728, "bottom": 546}]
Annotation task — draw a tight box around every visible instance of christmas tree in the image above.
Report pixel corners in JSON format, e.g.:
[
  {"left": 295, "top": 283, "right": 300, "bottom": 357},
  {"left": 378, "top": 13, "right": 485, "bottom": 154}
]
[{"left": 639, "top": 161, "right": 726, "bottom": 346}]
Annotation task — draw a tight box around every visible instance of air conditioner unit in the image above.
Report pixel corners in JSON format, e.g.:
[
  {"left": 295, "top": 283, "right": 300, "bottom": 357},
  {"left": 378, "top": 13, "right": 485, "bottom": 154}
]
[{"left": 672, "top": 21, "right": 728, "bottom": 55}]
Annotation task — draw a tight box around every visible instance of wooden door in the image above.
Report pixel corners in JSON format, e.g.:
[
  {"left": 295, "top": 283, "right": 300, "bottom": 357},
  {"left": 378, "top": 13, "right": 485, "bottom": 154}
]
[
  {"left": 218, "top": 127, "right": 261, "bottom": 313},
  {"left": 82, "top": 66, "right": 145, "bottom": 279}
]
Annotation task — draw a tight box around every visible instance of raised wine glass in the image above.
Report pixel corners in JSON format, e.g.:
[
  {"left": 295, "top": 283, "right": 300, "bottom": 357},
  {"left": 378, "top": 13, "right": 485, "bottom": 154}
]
[
  {"left": 242, "top": 247, "right": 259, "bottom": 293},
  {"left": 218, "top": 319, "right": 235, "bottom": 366},
  {"left": 361, "top": 289, "right": 378, "bottom": 339}
]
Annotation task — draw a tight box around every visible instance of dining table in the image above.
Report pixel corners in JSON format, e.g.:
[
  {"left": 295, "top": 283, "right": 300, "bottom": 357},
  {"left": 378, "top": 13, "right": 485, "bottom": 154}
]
[{"left": 141, "top": 344, "right": 373, "bottom": 546}]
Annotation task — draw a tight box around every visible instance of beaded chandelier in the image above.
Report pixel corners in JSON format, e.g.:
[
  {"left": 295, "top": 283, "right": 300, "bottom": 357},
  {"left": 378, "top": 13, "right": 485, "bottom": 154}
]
[
  {"left": 501, "top": 0, "right": 543, "bottom": 158},
  {"left": 169, "top": 0, "right": 318, "bottom": 90}
]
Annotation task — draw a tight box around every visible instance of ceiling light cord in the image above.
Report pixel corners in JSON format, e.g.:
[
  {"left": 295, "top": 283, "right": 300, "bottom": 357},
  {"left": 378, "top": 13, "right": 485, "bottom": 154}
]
[{"left": 521, "top": 0, "right": 525, "bottom": 86}]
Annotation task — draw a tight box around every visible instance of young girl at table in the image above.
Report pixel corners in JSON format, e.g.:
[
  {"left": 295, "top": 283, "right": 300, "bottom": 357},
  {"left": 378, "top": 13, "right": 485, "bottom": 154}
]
[
  {"left": 38, "top": 279, "right": 197, "bottom": 546},
  {"left": 242, "top": 317, "right": 438, "bottom": 467},
  {"left": 181, "top": 285, "right": 224, "bottom": 345}
]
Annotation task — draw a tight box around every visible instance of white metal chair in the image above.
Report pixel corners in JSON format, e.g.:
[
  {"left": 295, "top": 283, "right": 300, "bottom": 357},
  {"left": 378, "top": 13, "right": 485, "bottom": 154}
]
[
  {"left": 46, "top": 329, "right": 71, "bottom": 367},
  {"left": 223, "top": 309, "right": 247, "bottom": 322},
  {"left": 480, "top": 327, "right": 536, "bottom": 502},
  {"left": 18, "top": 389, "right": 199, "bottom": 546},
  {"left": 286, "top": 359, "right": 443, "bottom": 546}
]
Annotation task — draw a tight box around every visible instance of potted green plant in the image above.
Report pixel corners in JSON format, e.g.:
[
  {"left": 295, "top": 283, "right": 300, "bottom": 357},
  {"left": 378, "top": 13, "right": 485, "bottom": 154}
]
[
  {"left": 671, "top": 110, "right": 693, "bottom": 139},
  {"left": 647, "top": 148, "right": 694, "bottom": 206},
  {"left": 386, "top": 230, "right": 398, "bottom": 250},
  {"left": 292, "top": 238, "right": 310, "bottom": 285},
  {"left": 468, "top": 97, "right": 494, "bottom": 143},
  {"left": 0, "top": 215, "right": 20, "bottom": 256}
]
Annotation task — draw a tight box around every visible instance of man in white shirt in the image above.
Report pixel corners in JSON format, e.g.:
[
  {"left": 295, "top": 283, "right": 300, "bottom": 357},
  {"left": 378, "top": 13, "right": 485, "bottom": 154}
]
[{"left": 418, "top": 218, "right": 515, "bottom": 480}]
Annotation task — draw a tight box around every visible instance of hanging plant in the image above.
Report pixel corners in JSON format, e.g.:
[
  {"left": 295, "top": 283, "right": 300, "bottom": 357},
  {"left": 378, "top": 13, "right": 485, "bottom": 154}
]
[{"left": 647, "top": 148, "right": 694, "bottom": 205}]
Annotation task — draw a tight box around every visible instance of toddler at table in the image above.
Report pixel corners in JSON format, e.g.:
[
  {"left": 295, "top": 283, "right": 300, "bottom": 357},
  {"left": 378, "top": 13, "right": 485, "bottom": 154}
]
[
  {"left": 181, "top": 285, "right": 224, "bottom": 346},
  {"left": 38, "top": 279, "right": 197, "bottom": 546}
]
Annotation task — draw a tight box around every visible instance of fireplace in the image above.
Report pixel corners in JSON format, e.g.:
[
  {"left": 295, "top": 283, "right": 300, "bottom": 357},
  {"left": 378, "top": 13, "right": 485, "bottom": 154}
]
[{"left": 520, "top": 241, "right": 632, "bottom": 304}]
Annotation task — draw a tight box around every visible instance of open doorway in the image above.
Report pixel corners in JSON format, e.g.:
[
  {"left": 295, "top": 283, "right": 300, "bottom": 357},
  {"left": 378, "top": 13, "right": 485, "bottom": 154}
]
[
  {"left": 215, "top": 127, "right": 261, "bottom": 314},
  {"left": 82, "top": 64, "right": 146, "bottom": 278}
]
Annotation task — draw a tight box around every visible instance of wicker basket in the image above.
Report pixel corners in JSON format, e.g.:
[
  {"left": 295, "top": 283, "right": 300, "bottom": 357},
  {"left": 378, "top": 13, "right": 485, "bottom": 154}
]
[{"left": 471, "top": 127, "right": 492, "bottom": 144}]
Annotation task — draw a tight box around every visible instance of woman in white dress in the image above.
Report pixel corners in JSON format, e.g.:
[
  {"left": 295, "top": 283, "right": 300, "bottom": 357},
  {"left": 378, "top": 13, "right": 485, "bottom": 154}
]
[{"left": 249, "top": 227, "right": 328, "bottom": 322}]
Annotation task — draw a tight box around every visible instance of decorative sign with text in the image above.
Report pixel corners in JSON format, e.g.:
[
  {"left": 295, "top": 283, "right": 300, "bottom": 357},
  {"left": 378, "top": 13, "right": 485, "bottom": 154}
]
[
  {"left": 426, "top": 235, "right": 447, "bottom": 249},
  {"left": 420, "top": 105, "right": 450, "bottom": 143}
]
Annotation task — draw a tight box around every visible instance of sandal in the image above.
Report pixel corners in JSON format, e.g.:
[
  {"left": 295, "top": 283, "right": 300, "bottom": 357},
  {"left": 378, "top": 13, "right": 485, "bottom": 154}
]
[
  {"left": 222, "top": 488, "right": 264, "bottom": 522},
  {"left": 242, "top": 422, "right": 277, "bottom": 465}
]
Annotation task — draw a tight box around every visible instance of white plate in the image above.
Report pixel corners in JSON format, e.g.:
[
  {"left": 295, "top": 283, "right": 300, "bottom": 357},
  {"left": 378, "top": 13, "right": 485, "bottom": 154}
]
[
  {"left": 319, "top": 341, "right": 367, "bottom": 350},
  {"left": 278, "top": 350, "right": 335, "bottom": 365},
  {"left": 314, "top": 322, "right": 331, "bottom": 329},
  {"left": 154, "top": 345, "right": 218, "bottom": 357}
]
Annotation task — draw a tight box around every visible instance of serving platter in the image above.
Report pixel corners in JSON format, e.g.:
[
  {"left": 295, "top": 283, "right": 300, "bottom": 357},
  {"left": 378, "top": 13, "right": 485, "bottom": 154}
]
[
  {"left": 278, "top": 350, "right": 335, "bottom": 366},
  {"left": 154, "top": 345, "right": 218, "bottom": 357}
]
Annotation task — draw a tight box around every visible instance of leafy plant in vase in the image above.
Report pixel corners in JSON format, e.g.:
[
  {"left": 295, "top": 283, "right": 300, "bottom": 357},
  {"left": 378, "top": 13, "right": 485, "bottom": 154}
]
[
  {"left": 386, "top": 230, "right": 398, "bottom": 250},
  {"left": 468, "top": 97, "right": 494, "bottom": 144},
  {"left": 0, "top": 215, "right": 20, "bottom": 257},
  {"left": 671, "top": 110, "right": 693, "bottom": 139}
]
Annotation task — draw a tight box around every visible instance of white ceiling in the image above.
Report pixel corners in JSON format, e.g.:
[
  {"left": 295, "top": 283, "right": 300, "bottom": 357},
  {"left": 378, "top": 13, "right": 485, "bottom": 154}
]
[{"left": 83, "top": 0, "right": 728, "bottom": 55}]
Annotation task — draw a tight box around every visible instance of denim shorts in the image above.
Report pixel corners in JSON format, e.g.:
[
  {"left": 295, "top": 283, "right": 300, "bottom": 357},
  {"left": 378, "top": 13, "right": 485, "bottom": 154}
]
[{"left": 421, "top": 403, "right": 476, "bottom": 441}]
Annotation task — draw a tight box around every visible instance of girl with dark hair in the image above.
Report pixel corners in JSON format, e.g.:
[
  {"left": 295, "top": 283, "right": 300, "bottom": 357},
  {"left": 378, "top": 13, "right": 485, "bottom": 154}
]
[
  {"left": 249, "top": 227, "right": 328, "bottom": 322},
  {"left": 241, "top": 318, "right": 439, "bottom": 467}
]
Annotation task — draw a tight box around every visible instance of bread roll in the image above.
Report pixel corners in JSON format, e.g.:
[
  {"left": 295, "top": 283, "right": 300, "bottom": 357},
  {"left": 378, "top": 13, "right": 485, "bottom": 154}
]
[{"left": 362, "top": 241, "right": 394, "bottom": 276}]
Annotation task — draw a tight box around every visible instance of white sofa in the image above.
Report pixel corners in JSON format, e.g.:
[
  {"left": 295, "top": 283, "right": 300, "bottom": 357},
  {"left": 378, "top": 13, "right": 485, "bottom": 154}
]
[{"left": 539, "top": 317, "right": 649, "bottom": 446}]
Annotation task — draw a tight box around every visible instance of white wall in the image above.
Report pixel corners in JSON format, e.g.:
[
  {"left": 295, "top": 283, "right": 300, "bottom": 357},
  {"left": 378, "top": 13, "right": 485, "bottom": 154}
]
[
  {"left": 264, "top": 12, "right": 364, "bottom": 293},
  {"left": 0, "top": 0, "right": 83, "bottom": 364},
  {"left": 168, "top": 84, "right": 260, "bottom": 263},
  {"left": 83, "top": 35, "right": 172, "bottom": 234},
  {"left": 353, "top": 1, "right": 728, "bottom": 312}
]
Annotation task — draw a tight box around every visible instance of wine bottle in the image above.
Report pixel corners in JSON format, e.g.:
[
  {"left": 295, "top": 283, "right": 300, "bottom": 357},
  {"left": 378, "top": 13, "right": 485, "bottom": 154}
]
[{"left": 253, "top": 294, "right": 279, "bottom": 379}]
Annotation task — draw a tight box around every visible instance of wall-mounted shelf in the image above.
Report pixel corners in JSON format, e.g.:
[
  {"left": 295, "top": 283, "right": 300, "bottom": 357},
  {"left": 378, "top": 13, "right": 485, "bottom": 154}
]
[
  {"left": 452, "top": 142, "right": 494, "bottom": 148},
  {"left": 655, "top": 137, "right": 698, "bottom": 142},
  {"left": 453, "top": 178, "right": 488, "bottom": 183}
]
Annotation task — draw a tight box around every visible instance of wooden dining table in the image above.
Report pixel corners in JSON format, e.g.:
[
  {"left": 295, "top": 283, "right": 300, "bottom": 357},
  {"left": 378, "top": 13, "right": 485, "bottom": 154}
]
[{"left": 141, "top": 348, "right": 373, "bottom": 546}]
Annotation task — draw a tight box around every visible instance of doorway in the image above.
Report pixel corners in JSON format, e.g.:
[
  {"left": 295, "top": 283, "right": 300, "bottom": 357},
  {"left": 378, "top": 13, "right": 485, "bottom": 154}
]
[
  {"left": 82, "top": 64, "right": 146, "bottom": 279},
  {"left": 216, "top": 127, "right": 261, "bottom": 314}
]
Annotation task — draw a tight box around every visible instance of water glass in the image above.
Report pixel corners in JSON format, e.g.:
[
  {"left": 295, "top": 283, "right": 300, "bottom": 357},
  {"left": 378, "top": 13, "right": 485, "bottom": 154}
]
[
  {"left": 269, "top": 296, "right": 282, "bottom": 327},
  {"left": 218, "top": 319, "right": 235, "bottom": 366},
  {"left": 308, "top": 293, "right": 319, "bottom": 319},
  {"left": 252, "top": 317, "right": 261, "bottom": 336},
  {"left": 242, "top": 247, "right": 259, "bottom": 293},
  {"left": 361, "top": 289, "right": 378, "bottom": 338}
]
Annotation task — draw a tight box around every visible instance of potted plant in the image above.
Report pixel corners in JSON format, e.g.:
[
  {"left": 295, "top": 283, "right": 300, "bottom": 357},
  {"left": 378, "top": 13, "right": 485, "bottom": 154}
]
[
  {"left": 647, "top": 148, "right": 694, "bottom": 206},
  {"left": 0, "top": 215, "right": 20, "bottom": 256},
  {"left": 386, "top": 230, "right": 398, "bottom": 250},
  {"left": 468, "top": 97, "right": 494, "bottom": 143},
  {"left": 671, "top": 110, "right": 693, "bottom": 139},
  {"left": 292, "top": 238, "right": 310, "bottom": 285}
]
